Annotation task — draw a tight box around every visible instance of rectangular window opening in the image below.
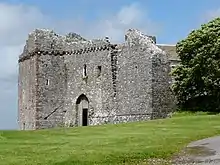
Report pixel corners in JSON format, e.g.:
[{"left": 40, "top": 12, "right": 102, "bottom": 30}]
[
  {"left": 83, "top": 64, "right": 87, "bottom": 77},
  {"left": 97, "top": 66, "right": 101, "bottom": 77},
  {"left": 46, "top": 79, "right": 49, "bottom": 85}
]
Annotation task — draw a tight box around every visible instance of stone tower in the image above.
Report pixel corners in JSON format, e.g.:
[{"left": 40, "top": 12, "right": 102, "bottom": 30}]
[{"left": 18, "top": 28, "right": 174, "bottom": 130}]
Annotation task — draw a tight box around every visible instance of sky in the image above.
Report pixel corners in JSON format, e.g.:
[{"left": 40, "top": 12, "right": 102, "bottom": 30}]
[{"left": 0, "top": 0, "right": 220, "bottom": 130}]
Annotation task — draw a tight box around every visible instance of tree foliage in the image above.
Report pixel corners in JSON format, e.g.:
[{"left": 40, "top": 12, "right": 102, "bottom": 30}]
[{"left": 171, "top": 17, "right": 220, "bottom": 112}]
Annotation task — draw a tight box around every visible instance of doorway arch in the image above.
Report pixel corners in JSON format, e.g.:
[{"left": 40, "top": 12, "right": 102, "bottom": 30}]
[{"left": 76, "top": 94, "right": 89, "bottom": 126}]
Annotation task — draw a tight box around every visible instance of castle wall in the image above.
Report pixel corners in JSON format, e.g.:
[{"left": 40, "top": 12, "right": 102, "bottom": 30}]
[
  {"left": 151, "top": 49, "right": 174, "bottom": 119},
  {"left": 63, "top": 44, "right": 116, "bottom": 126},
  {"left": 113, "top": 29, "right": 174, "bottom": 123},
  {"left": 18, "top": 55, "right": 37, "bottom": 130},
  {"left": 18, "top": 29, "right": 71, "bottom": 130},
  {"left": 114, "top": 44, "right": 153, "bottom": 122},
  {"left": 36, "top": 54, "right": 67, "bottom": 129}
]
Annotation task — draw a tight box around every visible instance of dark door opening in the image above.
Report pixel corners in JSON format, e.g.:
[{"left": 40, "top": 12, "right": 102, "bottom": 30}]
[
  {"left": 82, "top": 108, "right": 88, "bottom": 126},
  {"left": 23, "top": 123, "right": 25, "bottom": 130}
]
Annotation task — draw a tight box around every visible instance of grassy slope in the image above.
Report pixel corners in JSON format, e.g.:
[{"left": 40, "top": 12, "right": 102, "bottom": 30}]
[{"left": 0, "top": 113, "right": 220, "bottom": 165}]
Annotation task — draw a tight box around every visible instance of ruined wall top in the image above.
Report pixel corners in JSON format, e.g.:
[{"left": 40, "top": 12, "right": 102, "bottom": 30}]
[
  {"left": 124, "top": 29, "right": 168, "bottom": 62},
  {"left": 19, "top": 28, "right": 168, "bottom": 62},
  {"left": 19, "top": 29, "right": 111, "bottom": 58},
  {"left": 125, "top": 29, "right": 156, "bottom": 45}
]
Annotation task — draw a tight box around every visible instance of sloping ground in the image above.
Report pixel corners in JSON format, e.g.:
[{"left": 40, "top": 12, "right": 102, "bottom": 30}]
[{"left": 0, "top": 113, "right": 220, "bottom": 165}]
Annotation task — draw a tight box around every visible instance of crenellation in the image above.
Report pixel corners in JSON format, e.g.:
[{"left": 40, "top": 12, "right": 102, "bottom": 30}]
[{"left": 18, "top": 28, "right": 178, "bottom": 130}]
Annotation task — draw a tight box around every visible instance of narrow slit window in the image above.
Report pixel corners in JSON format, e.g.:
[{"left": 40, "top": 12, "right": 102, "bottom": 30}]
[
  {"left": 83, "top": 64, "right": 87, "bottom": 77},
  {"left": 46, "top": 79, "right": 49, "bottom": 85},
  {"left": 97, "top": 66, "right": 101, "bottom": 77}
]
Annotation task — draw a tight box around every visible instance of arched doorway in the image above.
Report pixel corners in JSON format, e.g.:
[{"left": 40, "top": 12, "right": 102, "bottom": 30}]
[{"left": 76, "top": 94, "right": 89, "bottom": 126}]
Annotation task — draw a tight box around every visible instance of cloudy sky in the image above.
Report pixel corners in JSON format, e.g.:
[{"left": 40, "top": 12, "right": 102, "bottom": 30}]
[{"left": 0, "top": 0, "right": 220, "bottom": 129}]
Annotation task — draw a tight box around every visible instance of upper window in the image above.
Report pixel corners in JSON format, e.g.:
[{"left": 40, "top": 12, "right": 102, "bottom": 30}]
[
  {"left": 83, "top": 64, "right": 87, "bottom": 77},
  {"left": 46, "top": 79, "right": 49, "bottom": 85},
  {"left": 97, "top": 66, "right": 101, "bottom": 77}
]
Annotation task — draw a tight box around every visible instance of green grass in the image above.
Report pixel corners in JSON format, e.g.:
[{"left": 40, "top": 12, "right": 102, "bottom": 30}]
[{"left": 1, "top": 112, "right": 220, "bottom": 165}]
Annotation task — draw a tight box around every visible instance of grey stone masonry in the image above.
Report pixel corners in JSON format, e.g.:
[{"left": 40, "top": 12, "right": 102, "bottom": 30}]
[{"left": 18, "top": 28, "right": 175, "bottom": 130}]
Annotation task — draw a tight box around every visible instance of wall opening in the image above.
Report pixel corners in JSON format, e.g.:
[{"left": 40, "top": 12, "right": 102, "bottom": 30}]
[
  {"left": 82, "top": 108, "right": 88, "bottom": 126},
  {"left": 76, "top": 94, "right": 89, "bottom": 126},
  {"left": 23, "top": 123, "right": 25, "bottom": 130},
  {"left": 97, "top": 66, "right": 101, "bottom": 77},
  {"left": 83, "top": 64, "right": 87, "bottom": 77},
  {"left": 46, "top": 79, "right": 49, "bottom": 85}
]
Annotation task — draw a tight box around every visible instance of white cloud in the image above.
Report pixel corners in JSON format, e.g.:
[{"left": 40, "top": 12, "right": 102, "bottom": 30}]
[
  {"left": 81, "top": 3, "right": 159, "bottom": 43},
  {"left": 0, "top": 3, "right": 45, "bottom": 46},
  {"left": 0, "top": 2, "right": 158, "bottom": 129}
]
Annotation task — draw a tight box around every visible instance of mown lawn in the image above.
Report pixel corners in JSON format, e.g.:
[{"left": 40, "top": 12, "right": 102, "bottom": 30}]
[{"left": 0, "top": 112, "right": 220, "bottom": 165}]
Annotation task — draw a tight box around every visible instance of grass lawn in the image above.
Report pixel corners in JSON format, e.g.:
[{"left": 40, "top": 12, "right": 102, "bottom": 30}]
[{"left": 0, "top": 112, "right": 220, "bottom": 165}]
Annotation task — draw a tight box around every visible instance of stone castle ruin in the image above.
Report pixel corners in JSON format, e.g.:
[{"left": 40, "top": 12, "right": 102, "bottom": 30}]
[{"left": 18, "top": 28, "right": 178, "bottom": 130}]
